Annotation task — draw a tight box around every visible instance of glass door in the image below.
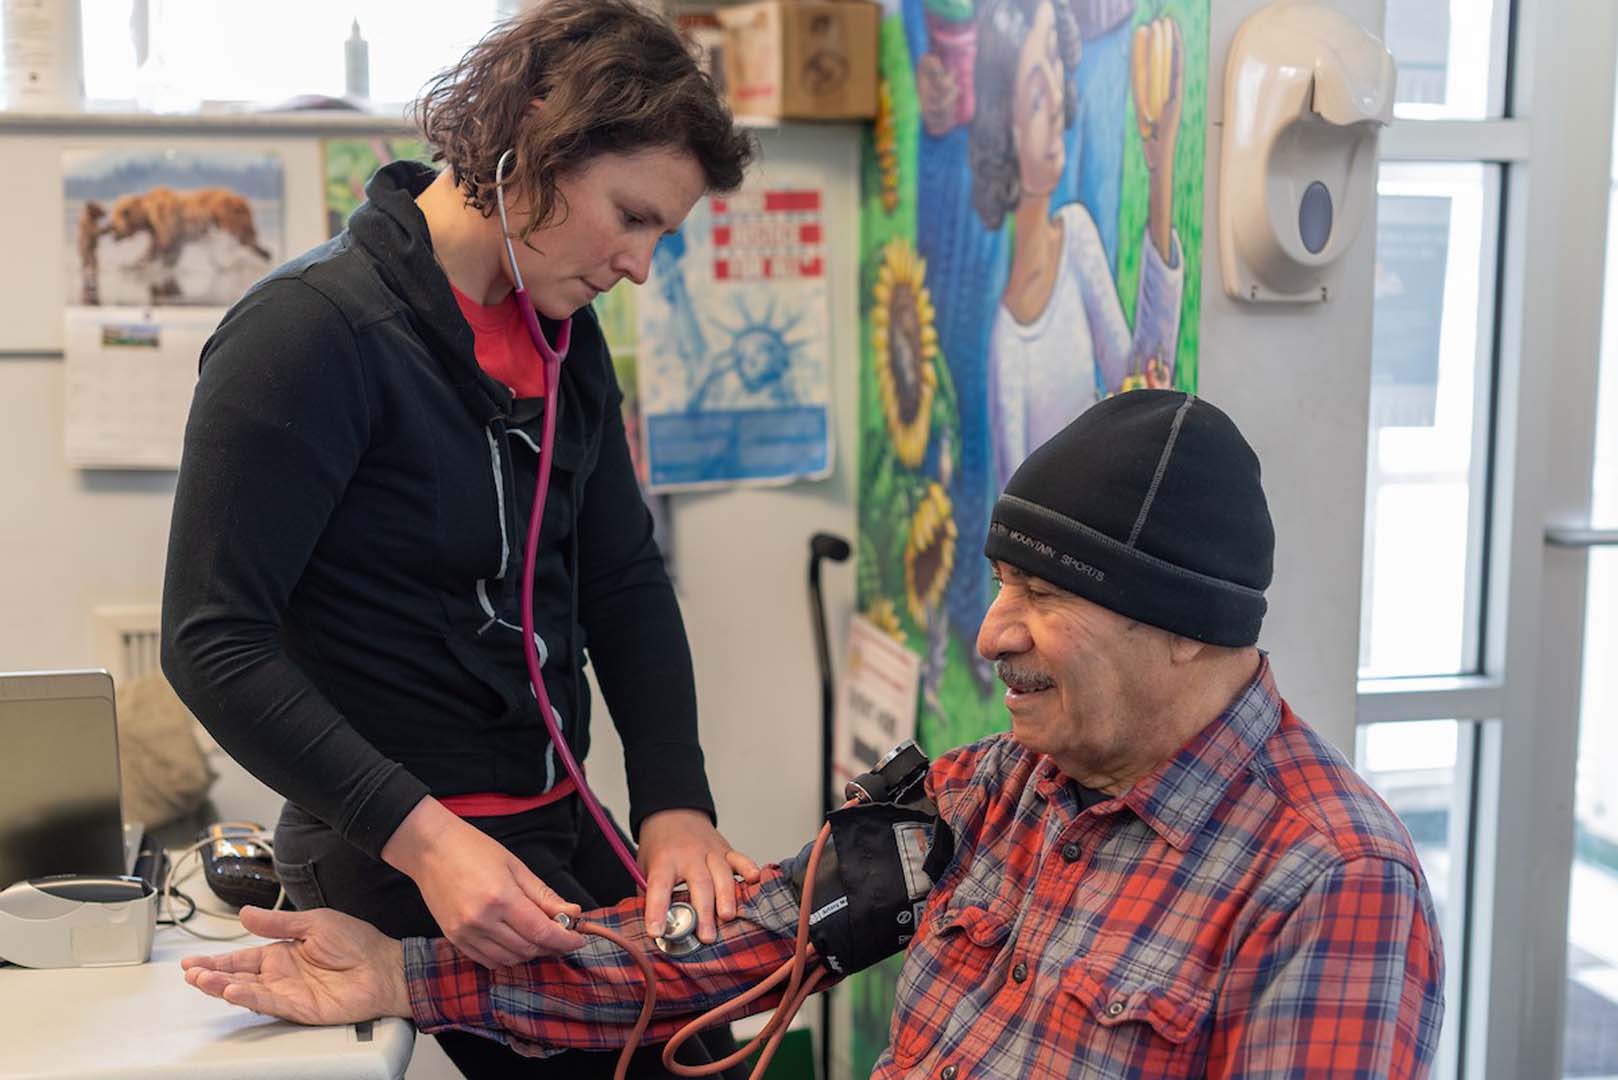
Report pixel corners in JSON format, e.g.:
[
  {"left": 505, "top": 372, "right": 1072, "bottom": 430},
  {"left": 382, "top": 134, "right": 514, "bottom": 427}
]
[
  {"left": 1360, "top": 4, "right": 1618, "bottom": 1076},
  {"left": 1560, "top": 94, "right": 1618, "bottom": 1077}
]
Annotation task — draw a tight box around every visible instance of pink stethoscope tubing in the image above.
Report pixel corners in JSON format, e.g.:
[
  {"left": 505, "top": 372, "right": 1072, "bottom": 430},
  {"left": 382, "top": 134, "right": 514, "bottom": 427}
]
[
  {"left": 495, "top": 149, "right": 648, "bottom": 894},
  {"left": 488, "top": 153, "right": 809, "bottom": 1080}
]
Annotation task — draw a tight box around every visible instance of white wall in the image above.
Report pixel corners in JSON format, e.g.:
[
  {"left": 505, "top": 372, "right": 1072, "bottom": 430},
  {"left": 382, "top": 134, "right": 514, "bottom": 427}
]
[
  {"left": 0, "top": 130, "right": 330, "bottom": 671},
  {"left": 1200, "top": 0, "right": 1384, "bottom": 751},
  {"left": 0, "top": 356, "right": 175, "bottom": 663}
]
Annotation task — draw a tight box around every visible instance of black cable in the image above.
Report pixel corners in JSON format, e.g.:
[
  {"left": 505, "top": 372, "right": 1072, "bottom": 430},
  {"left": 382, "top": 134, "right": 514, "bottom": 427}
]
[{"left": 157, "top": 886, "right": 198, "bottom": 926}]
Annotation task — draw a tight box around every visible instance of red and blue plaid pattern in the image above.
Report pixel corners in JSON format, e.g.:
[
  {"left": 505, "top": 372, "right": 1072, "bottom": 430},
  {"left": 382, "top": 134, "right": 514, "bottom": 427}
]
[{"left": 407, "top": 658, "right": 1444, "bottom": 1077}]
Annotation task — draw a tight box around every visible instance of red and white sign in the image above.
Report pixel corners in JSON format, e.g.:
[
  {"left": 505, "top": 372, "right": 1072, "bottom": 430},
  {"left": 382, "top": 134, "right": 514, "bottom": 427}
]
[{"left": 711, "top": 189, "right": 824, "bottom": 283}]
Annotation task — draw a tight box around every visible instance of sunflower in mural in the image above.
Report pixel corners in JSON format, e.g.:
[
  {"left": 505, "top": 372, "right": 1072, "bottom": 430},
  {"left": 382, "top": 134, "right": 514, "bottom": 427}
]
[
  {"left": 864, "top": 597, "right": 906, "bottom": 643},
  {"left": 872, "top": 238, "right": 939, "bottom": 468},
  {"left": 904, "top": 482, "right": 957, "bottom": 627},
  {"left": 875, "top": 79, "right": 900, "bottom": 213}
]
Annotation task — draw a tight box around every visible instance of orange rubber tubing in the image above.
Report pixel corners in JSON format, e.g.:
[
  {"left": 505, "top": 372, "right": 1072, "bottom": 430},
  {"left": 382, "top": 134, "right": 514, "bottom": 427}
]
[{"left": 576, "top": 812, "right": 844, "bottom": 1080}]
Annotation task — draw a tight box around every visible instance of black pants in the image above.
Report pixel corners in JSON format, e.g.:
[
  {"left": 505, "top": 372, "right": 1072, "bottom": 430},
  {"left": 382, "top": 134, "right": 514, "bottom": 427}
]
[{"left": 273, "top": 797, "right": 745, "bottom": 1079}]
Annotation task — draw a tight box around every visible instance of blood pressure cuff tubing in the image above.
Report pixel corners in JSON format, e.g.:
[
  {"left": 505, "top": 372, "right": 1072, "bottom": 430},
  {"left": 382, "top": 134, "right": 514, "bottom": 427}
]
[{"left": 782, "top": 800, "right": 956, "bottom": 977}]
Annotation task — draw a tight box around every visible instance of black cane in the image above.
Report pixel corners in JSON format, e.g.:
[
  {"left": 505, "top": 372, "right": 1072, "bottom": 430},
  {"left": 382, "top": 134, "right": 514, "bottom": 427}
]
[{"left": 806, "top": 531, "right": 849, "bottom": 1080}]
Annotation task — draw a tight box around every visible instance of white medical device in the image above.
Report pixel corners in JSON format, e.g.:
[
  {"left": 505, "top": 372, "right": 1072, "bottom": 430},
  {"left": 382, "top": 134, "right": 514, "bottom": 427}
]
[
  {"left": 0, "top": 874, "right": 157, "bottom": 968},
  {"left": 1218, "top": 1, "right": 1396, "bottom": 303}
]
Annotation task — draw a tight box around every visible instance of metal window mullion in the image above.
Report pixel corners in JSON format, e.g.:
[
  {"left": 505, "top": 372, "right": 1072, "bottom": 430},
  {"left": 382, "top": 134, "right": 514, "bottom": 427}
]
[
  {"left": 1444, "top": 719, "right": 1484, "bottom": 1080},
  {"left": 1355, "top": 680, "right": 1506, "bottom": 726},
  {"left": 1464, "top": 718, "right": 1506, "bottom": 1079},
  {"left": 1465, "top": 166, "right": 1508, "bottom": 676},
  {"left": 1449, "top": 718, "right": 1482, "bottom": 1080},
  {"left": 1380, "top": 120, "right": 1532, "bottom": 164},
  {"left": 1490, "top": 0, "right": 1519, "bottom": 119},
  {"left": 1473, "top": 125, "right": 1542, "bottom": 1080}
]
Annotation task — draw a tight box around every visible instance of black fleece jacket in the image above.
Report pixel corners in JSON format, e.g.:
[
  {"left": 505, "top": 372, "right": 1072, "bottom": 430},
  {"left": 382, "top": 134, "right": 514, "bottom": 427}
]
[{"left": 161, "top": 163, "right": 714, "bottom": 859}]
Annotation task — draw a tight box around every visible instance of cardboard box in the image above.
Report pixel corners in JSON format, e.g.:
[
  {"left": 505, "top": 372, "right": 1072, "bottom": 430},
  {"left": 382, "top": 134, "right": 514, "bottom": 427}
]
[
  {"left": 676, "top": 13, "right": 728, "bottom": 97},
  {"left": 716, "top": 1, "right": 878, "bottom": 121}
]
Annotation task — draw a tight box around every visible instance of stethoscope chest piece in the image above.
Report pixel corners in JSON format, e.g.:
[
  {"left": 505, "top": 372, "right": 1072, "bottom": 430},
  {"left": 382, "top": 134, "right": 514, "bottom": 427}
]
[{"left": 653, "top": 901, "right": 701, "bottom": 956}]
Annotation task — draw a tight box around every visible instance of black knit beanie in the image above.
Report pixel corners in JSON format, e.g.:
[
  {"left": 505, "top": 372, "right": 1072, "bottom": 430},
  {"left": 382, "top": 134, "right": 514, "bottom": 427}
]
[{"left": 984, "top": 390, "right": 1274, "bottom": 646}]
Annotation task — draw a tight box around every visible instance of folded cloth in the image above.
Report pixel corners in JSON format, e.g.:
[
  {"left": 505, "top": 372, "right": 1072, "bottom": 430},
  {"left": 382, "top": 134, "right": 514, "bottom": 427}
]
[{"left": 116, "top": 672, "right": 216, "bottom": 828}]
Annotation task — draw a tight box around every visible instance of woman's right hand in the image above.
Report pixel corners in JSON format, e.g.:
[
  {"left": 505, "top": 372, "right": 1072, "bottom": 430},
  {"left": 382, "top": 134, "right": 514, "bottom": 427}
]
[{"left": 381, "top": 798, "right": 585, "bottom": 968}]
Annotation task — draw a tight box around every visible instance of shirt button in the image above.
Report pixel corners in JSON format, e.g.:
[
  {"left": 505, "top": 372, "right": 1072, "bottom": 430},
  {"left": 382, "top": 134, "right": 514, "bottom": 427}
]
[
  {"left": 1011, "top": 960, "right": 1028, "bottom": 983},
  {"left": 1061, "top": 842, "right": 1081, "bottom": 862},
  {"left": 1106, "top": 1000, "right": 1126, "bottom": 1017},
  {"left": 941, "top": 1066, "right": 958, "bottom": 1080}
]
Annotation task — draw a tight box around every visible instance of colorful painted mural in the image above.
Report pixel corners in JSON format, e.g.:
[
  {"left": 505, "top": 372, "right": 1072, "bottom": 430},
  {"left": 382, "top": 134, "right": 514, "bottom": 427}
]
[
  {"left": 321, "top": 137, "right": 433, "bottom": 238},
  {"left": 848, "top": 0, "right": 1208, "bottom": 1069}
]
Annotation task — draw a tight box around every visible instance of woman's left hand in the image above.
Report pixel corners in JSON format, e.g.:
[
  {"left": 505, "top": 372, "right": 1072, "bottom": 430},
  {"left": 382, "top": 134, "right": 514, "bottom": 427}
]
[{"left": 638, "top": 809, "right": 761, "bottom": 945}]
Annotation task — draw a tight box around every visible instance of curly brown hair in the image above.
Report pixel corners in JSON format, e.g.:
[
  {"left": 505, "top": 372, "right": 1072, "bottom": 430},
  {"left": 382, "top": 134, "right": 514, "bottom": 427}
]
[
  {"left": 414, "top": 0, "right": 754, "bottom": 239},
  {"left": 967, "top": 0, "right": 1082, "bottom": 231}
]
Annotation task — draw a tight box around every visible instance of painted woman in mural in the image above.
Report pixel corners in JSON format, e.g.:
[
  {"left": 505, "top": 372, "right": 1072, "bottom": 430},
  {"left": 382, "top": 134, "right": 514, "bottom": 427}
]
[
  {"left": 850, "top": 3, "right": 1210, "bottom": 1070},
  {"left": 970, "top": 0, "right": 1186, "bottom": 490}
]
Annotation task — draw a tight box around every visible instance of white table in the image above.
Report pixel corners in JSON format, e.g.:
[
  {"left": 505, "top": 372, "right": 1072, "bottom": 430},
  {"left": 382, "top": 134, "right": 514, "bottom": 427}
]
[{"left": 0, "top": 871, "right": 415, "bottom": 1079}]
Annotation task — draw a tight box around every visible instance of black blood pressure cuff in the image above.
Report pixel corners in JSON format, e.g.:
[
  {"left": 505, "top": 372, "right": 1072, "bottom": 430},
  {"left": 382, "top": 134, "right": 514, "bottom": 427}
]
[{"left": 783, "top": 745, "right": 956, "bottom": 976}]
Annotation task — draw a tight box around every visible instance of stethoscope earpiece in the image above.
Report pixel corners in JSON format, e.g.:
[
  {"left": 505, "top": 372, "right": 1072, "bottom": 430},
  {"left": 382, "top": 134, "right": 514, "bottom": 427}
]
[
  {"left": 494, "top": 148, "right": 528, "bottom": 296},
  {"left": 493, "top": 147, "right": 571, "bottom": 367}
]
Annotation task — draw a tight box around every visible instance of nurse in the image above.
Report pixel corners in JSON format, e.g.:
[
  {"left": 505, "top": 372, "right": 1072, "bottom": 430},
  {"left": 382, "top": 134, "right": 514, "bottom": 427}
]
[{"left": 160, "top": 2, "right": 757, "bottom": 1076}]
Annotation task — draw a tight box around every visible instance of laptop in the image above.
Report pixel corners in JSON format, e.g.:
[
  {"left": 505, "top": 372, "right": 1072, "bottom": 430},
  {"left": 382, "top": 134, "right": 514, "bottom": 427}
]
[{"left": 0, "top": 670, "right": 132, "bottom": 889}]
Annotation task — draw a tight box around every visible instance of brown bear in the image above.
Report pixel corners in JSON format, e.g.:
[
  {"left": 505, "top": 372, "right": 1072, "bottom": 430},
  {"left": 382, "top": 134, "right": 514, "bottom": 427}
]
[{"left": 103, "top": 186, "right": 273, "bottom": 268}]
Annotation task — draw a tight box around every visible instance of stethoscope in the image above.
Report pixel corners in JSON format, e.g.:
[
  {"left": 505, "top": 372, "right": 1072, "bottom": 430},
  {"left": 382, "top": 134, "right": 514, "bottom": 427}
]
[
  {"left": 487, "top": 148, "right": 830, "bottom": 1080},
  {"left": 493, "top": 149, "right": 699, "bottom": 951}
]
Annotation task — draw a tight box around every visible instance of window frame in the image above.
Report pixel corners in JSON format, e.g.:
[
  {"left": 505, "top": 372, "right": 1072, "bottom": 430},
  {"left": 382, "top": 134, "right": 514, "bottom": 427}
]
[
  {"left": 1360, "top": 160, "right": 1502, "bottom": 679},
  {"left": 1357, "top": 2, "right": 1618, "bottom": 1077}
]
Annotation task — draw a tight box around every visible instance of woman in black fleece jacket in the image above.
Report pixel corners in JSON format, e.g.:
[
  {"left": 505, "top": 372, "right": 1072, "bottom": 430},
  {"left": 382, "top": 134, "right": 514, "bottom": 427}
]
[{"left": 160, "top": 3, "right": 756, "bottom": 1076}]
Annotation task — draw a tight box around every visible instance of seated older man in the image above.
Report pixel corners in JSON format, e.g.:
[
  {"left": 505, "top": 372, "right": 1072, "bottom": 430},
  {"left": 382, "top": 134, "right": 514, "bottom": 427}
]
[{"left": 185, "top": 390, "right": 1445, "bottom": 1078}]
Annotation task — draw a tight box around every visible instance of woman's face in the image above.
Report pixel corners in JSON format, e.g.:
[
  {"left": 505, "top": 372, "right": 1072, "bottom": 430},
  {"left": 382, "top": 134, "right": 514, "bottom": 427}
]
[
  {"left": 506, "top": 146, "right": 706, "bottom": 319},
  {"left": 1011, "top": 1, "right": 1070, "bottom": 200}
]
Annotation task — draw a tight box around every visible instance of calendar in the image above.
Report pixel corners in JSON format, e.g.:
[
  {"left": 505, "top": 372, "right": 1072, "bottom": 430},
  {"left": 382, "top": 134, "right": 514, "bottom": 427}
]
[{"left": 63, "top": 308, "right": 217, "bottom": 470}]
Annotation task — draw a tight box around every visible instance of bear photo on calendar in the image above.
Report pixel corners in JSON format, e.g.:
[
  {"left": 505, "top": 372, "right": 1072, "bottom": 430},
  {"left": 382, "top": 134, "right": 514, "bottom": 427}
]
[{"left": 64, "top": 150, "right": 284, "bottom": 309}]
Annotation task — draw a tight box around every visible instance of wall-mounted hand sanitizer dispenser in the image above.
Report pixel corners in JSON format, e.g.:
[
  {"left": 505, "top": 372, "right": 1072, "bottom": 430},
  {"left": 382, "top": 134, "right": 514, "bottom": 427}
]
[{"left": 1218, "top": 1, "right": 1395, "bottom": 303}]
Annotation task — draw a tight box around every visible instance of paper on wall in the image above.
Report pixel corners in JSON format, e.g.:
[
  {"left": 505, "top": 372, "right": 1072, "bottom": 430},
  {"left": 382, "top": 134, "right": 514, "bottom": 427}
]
[
  {"left": 637, "top": 182, "right": 833, "bottom": 491},
  {"left": 63, "top": 308, "right": 217, "bottom": 470},
  {"left": 833, "top": 614, "right": 923, "bottom": 792}
]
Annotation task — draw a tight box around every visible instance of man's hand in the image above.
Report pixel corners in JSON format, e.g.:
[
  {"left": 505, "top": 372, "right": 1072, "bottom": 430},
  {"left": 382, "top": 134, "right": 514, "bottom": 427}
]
[
  {"left": 382, "top": 797, "right": 585, "bottom": 967},
  {"left": 182, "top": 907, "right": 410, "bottom": 1026},
  {"left": 639, "top": 809, "right": 761, "bottom": 945}
]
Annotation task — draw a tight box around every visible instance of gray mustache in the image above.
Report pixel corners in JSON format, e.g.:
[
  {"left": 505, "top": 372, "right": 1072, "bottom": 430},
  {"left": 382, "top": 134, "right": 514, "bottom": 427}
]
[{"left": 995, "top": 660, "right": 1055, "bottom": 692}]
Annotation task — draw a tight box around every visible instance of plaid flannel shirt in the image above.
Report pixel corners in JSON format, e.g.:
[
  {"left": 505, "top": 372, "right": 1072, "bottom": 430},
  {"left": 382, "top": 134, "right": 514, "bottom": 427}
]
[{"left": 407, "top": 658, "right": 1445, "bottom": 1077}]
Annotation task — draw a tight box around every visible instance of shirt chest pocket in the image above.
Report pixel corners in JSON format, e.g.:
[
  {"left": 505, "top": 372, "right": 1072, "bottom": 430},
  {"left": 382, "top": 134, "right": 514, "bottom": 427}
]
[
  {"left": 889, "top": 901, "right": 1014, "bottom": 1069},
  {"left": 1059, "top": 954, "right": 1214, "bottom": 1070}
]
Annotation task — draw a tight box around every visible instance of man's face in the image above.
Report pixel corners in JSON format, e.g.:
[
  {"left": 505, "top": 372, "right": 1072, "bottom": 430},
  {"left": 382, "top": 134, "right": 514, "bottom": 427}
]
[{"left": 976, "top": 559, "right": 1173, "bottom": 786}]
